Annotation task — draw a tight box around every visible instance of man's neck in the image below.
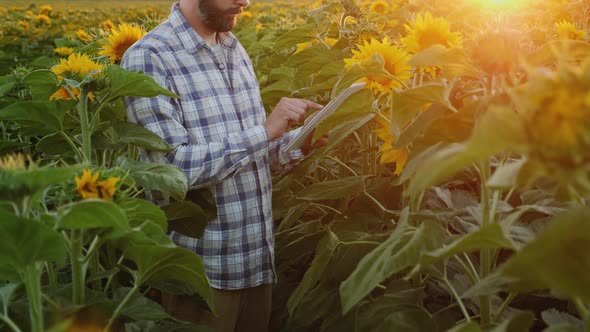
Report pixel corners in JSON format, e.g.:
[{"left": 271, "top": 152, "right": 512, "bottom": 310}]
[{"left": 179, "top": 1, "right": 218, "bottom": 46}]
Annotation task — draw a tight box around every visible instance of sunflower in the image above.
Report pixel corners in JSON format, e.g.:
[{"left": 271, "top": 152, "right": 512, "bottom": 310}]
[
  {"left": 75, "top": 170, "right": 120, "bottom": 201},
  {"left": 372, "top": 118, "right": 408, "bottom": 175},
  {"left": 295, "top": 37, "right": 338, "bottom": 53},
  {"left": 97, "top": 177, "right": 120, "bottom": 201},
  {"left": 52, "top": 53, "right": 104, "bottom": 80},
  {"left": 35, "top": 14, "right": 51, "bottom": 25},
  {"left": 256, "top": 22, "right": 263, "bottom": 33},
  {"left": 53, "top": 47, "right": 74, "bottom": 57},
  {"left": 344, "top": 37, "right": 412, "bottom": 94},
  {"left": 555, "top": 20, "right": 586, "bottom": 40},
  {"left": 241, "top": 11, "right": 253, "bottom": 19},
  {"left": 39, "top": 5, "right": 52, "bottom": 15},
  {"left": 370, "top": 1, "right": 390, "bottom": 14},
  {"left": 17, "top": 20, "right": 29, "bottom": 30},
  {"left": 99, "top": 23, "right": 146, "bottom": 63},
  {"left": 400, "top": 12, "right": 462, "bottom": 53},
  {"left": 76, "top": 29, "right": 93, "bottom": 42},
  {"left": 75, "top": 169, "right": 100, "bottom": 199},
  {"left": 0, "top": 153, "right": 29, "bottom": 170},
  {"left": 102, "top": 19, "right": 116, "bottom": 30}
]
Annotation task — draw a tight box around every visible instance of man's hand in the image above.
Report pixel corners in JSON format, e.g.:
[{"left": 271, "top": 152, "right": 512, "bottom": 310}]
[
  {"left": 265, "top": 97, "right": 323, "bottom": 141},
  {"left": 300, "top": 110, "right": 329, "bottom": 155}
]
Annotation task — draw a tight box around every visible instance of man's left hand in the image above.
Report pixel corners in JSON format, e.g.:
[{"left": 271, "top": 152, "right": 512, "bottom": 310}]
[{"left": 300, "top": 110, "right": 329, "bottom": 155}]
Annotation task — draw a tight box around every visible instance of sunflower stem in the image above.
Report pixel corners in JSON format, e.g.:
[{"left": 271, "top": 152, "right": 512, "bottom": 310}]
[{"left": 77, "top": 88, "right": 91, "bottom": 166}]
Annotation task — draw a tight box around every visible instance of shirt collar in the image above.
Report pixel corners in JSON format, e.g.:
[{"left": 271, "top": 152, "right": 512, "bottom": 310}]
[{"left": 169, "top": 3, "right": 238, "bottom": 54}]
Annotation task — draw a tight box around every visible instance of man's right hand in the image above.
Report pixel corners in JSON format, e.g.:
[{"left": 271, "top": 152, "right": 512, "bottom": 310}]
[{"left": 264, "top": 97, "right": 323, "bottom": 141}]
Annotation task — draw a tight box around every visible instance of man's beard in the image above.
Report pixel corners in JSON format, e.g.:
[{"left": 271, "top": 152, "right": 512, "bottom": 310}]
[{"left": 198, "top": 0, "right": 242, "bottom": 32}]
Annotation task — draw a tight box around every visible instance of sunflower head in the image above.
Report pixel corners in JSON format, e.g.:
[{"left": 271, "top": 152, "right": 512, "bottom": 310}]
[
  {"left": 241, "top": 11, "right": 253, "bottom": 19},
  {"left": 102, "top": 19, "right": 116, "bottom": 30},
  {"left": 344, "top": 37, "right": 412, "bottom": 95},
  {"left": 0, "top": 153, "right": 30, "bottom": 170},
  {"left": 512, "top": 64, "right": 590, "bottom": 166},
  {"left": 555, "top": 20, "right": 586, "bottom": 41},
  {"left": 400, "top": 12, "right": 462, "bottom": 54},
  {"left": 370, "top": 1, "right": 390, "bottom": 14},
  {"left": 53, "top": 47, "right": 74, "bottom": 57},
  {"left": 35, "top": 14, "right": 51, "bottom": 25},
  {"left": 470, "top": 28, "right": 520, "bottom": 75},
  {"left": 75, "top": 169, "right": 120, "bottom": 201},
  {"left": 75, "top": 169, "right": 100, "bottom": 199},
  {"left": 39, "top": 5, "right": 52, "bottom": 15},
  {"left": 99, "top": 23, "right": 146, "bottom": 64},
  {"left": 51, "top": 53, "right": 103, "bottom": 81},
  {"left": 76, "top": 29, "right": 93, "bottom": 43},
  {"left": 372, "top": 117, "right": 408, "bottom": 175}
]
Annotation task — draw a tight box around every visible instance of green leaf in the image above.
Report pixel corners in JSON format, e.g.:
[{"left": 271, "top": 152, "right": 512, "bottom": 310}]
[
  {"left": 527, "top": 40, "right": 590, "bottom": 66},
  {"left": 106, "top": 66, "right": 179, "bottom": 100},
  {"left": 288, "top": 229, "right": 340, "bottom": 315},
  {"left": 339, "top": 208, "right": 448, "bottom": 313},
  {"left": 117, "top": 157, "right": 187, "bottom": 201},
  {"left": 36, "top": 133, "right": 73, "bottom": 156},
  {"left": 0, "top": 100, "right": 76, "bottom": 132},
  {"left": 408, "top": 106, "right": 526, "bottom": 196},
  {"left": 408, "top": 45, "right": 468, "bottom": 67},
  {"left": 0, "top": 141, "right": 30, "bottom": 155},
  {"left": 58, "top": 200, "right": 129, "bottom": 230},
  {"left": 273, "top": 24, "right": 316, "bottom": 50},
  {"left": 0, "top": 166, "right": 80, "bottom": 201},
  {"left": 490, "top": 311, "right": 534, "bottom": 332},
  {"left": 409, "top": 223, "right": 515, "bottom": 277},
  {"left": 296, "top": 176, "right": 368, "bottom": 201},
  {"left": 113, "top": 287, "right": 172, "bottom": 321},
  {"left": 0, "top": 82, "right": 14, "bottom": 97},
  {"left": 393, "top": 103, "right": 450, "bottom": 148},
  {"left": 391, "top": 83, "right": 455, "bottom": 140},
  {"left": 112, "top": 122, "right": 173, "bottom": 152},
  {"left": 542, "top": 309, "right": 584, "bottom": 332},
  {"left": 446, "top": 321, "right": 483, "bottom": 332},
  {"left": 487, "top": 157, "right": 527, "bottom": 190},
  {"left": 163, "top": 200, "right": 209, "bottom": 238},
  {"left": 314, "top": 88, "right": 374, "bottom": 141},
  {"left": 0, "top": 283, "right": 19, "bottom": 311},
  {"left": 123, "top": 244, "right": 213, "bottom": 311},
  {"left": 494, "top": 208, "right": 590, "bottom": 303},
  {"left": 22, "top": 70, "right": 60, "bottom": 100},
  {"left": 120, "top": 198, "right": 167, "bottom": 230},
  {"left": 0, "top": 210, "right": 67, "bottom": 279}
]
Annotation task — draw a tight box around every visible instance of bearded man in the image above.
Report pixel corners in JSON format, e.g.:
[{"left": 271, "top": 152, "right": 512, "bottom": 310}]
[{"left": 121, "top": 0, "right": 327, "bottom": 331}]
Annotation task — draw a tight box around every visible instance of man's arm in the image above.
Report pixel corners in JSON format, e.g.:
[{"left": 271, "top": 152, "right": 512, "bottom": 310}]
[{"left": 122, "top": 48, "right": 270, "bottom": 189}]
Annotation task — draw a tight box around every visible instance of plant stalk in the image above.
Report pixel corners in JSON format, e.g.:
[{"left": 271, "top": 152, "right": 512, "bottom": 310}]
[
  {"left": 479, "top": 161, "right": 492, "bottom": 326},
  {"left": 105, "top": 284, "right": 139, "bottom": 331},
  {"left": 23, "top": 264, "right": 43, "bottom": 332},
  {"left": 71, "top": 230, "right": 85, "bottom": 305},
  {"left": 77, "top": 89, "right": 91, "bottom": 166}
]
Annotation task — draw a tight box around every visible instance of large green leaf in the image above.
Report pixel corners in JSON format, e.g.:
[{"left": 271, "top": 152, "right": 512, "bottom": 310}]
[
  {"left": 0, "top": 100, "right": 76, "bottom": 132},
  {"left": 36, "top": 133, "right": 73, "bottom": 156},
  {"left": 163, "top": 200, "right": 209, "bottom": 238},
  {"left": 0, "top": 166, "right": 80, "bottom": 201},
  {"left": 409, "top": 223, "right": 515, "bottom": 277},
  {"left": 408, "top": 106, "right": 526, "bottom": 196},
  {"left": 296, "top": 176, "right": 368, "bottom": 201},
  {"left": 446, "top": 321, "right": 482, "bottom": 332},
  {"left": 314, "top": 88, "right": 375, "bottom": 140},
  {"left": 273, "top": 24, "right": 317, "bottom": 50},
  {"left": 391, "top": 82, "right": 456, "bottom": 140},
  {"left": 119, "top": 198, "right": 167, "bottom": 230},
  {"left": 58, "top": 200, "right": 129, "bottom": 230},
  {"left": 0, "top": 82, "right": 14, "bottom": 97},
  {"left": 111, "top": 122, "right": 173, "bottom": 152},
  {"left": 339, "top": 209, "right": 448, "bottom": 313},
  {"left": 393, "top": 103, "right": 450, "bottom": 148},
  {"left": 527, "top": 40, "right": 590, "bottom": 66},
  {"left": 123, "top": 244, "right": 213, "bottom": 311},
  {"left": 542, "top": 309, "right": 584, "bottom": 332},
  {"left": 117, "top": 157, "right": 187, "bottom": 201},
  {"left": 22, "top": 70, "right": 60, "bottom": 100},
  {"left": 495, "top": 208, "right": 590, "bottom": 303},
  {"left": 489, "top": 311, "right": 535, "bottom": 332},
  {"left": 288, "top": 228, "right": 340, "bottom": 316},
  {"left": 106, "top": 66, "right": 179, "bottom": 101},
  {"left": 113, "top": 287, "right": 172, "bottom": 322},
  {"left": 0, "top": 210, "right": 67, "bottom": 280}
]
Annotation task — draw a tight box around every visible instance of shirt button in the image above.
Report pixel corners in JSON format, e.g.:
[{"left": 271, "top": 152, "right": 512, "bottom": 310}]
[{"left": 218, "top": 63, "right": 225, "bottom": 69}]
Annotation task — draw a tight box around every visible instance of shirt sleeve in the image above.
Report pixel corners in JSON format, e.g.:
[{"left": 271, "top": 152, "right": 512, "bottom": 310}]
[
  {"left": 267, "top": 128, "right": 306, "bottom": 176},
  {"left": 121, "top": 48, "right": 270, "bottom": 189}
]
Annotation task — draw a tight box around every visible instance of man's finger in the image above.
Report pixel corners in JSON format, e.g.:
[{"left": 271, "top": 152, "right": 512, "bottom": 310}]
[{"left": 301, "top": 99, "right": 323, "bottom": 110}]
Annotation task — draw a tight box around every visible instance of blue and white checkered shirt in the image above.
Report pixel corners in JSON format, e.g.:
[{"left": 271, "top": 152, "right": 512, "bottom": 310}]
[{"left": 121, "top": 4, "right": 305, "bottom": 289}]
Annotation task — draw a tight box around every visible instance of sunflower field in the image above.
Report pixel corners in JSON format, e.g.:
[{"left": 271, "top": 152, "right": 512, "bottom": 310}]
[{"left": 1, "top": 0, "right": 590, "bottom": 331}]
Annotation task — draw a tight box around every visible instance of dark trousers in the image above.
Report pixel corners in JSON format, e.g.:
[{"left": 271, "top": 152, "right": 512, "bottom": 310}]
[{"left": 162, "top": 283, "right": 272, "bottom": 332}]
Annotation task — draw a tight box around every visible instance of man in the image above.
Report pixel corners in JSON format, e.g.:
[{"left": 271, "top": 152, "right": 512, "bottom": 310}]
[{"left": 121, "top": 0, "right": 327, "bottom": 331}]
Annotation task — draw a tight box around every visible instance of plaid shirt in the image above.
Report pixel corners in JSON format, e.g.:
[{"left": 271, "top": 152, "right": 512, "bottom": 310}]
[{"left": 121, "top": 4, "right": 304, "bottom": 289}]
